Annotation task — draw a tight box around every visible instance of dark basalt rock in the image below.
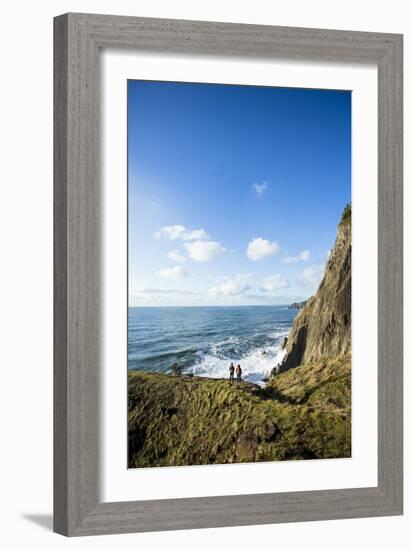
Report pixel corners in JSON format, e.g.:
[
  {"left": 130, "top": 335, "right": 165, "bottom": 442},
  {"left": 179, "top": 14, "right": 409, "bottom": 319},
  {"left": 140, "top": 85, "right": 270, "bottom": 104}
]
[{"left": 288, "top": 301, "right": 307, "bottom": 310}]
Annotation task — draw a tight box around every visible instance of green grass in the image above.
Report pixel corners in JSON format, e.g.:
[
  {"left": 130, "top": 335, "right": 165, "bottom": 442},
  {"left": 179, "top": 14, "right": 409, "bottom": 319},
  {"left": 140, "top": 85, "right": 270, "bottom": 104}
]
[{"left": 128, "top": 355, "right": 351, "bottom": 467}]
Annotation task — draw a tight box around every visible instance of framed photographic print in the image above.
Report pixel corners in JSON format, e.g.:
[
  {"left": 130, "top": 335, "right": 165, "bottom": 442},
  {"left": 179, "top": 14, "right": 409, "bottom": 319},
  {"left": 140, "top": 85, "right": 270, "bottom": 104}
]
[
  {"left": 126, "top": 80, "right": 352, "bottom": 468},
  {"left": 54, "top": 13, "right": 403, "bottom": 536}
]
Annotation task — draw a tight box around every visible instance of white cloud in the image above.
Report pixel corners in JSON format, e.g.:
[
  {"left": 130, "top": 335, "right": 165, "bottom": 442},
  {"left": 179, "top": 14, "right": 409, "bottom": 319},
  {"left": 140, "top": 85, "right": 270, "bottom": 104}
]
[
  {"left": 260, "top": 274, "right": 289, "bottom": 291},
  {"left": 298, "top": 265, "right": 324, "bottom": 289},
  {"left": 209, "top": 274, "right": 251, "bottom": 297},
  {"left": 167, "top": 250, "right": 186, "bottom": 264},
  {"left": 154, "top": 225, "right": 208, "bottom": 241},
  {"left": 246, "top": 237, "right": 279, "bottom": 261},
  {"left": 185, "top": 240, "right": 226, "bottom": 262},
  {"left": 252, "top": 181, "right": 268, "bottom": 196},
  {"left": 281, "top": 250, "right": 310, "bottom": 264},
  {"left": 156, "top": 266, "right": 190, "bottom": 280},
  {"left": 133, "top": 288, "right": 198, "bottom": 296}
]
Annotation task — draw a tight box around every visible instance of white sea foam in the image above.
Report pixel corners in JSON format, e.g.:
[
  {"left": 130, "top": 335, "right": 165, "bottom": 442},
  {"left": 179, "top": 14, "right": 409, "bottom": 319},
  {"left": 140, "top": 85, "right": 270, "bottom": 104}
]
[{"left": 190, "top": 331, "right": 288, "bottom": 386}]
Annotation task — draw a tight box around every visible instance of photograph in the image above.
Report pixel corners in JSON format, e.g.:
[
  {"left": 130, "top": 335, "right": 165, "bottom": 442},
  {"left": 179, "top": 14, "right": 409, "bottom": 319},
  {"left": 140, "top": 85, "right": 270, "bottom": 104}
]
[{"left": 127, "top": 80, "right": 352, "bottom": 468}]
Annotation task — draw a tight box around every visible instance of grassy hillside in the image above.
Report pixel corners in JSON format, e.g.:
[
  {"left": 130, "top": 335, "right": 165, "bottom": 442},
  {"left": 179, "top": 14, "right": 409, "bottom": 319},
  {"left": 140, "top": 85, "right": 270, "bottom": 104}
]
[{"left": 128, "top": 354, "right": 351, "bottom": 468}]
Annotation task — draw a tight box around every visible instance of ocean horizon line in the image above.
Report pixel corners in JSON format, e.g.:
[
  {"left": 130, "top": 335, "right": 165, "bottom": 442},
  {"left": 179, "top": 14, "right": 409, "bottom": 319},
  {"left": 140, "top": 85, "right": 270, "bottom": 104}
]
[{"left": 128, "top": 303, "right": 304, "bottom": 309}]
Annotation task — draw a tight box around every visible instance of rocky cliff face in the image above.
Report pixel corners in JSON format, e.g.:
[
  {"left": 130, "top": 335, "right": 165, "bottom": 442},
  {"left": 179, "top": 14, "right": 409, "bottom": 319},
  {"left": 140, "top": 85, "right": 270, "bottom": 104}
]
[{"left": 279, "top": 205, "right": 351, "bottom": 372}]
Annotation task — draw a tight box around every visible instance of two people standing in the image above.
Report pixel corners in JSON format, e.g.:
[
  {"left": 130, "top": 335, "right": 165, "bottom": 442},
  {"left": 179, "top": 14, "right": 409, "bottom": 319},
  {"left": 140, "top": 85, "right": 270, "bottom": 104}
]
[{"left": 229, "top": 362, "right": 242, "bottom": 383}]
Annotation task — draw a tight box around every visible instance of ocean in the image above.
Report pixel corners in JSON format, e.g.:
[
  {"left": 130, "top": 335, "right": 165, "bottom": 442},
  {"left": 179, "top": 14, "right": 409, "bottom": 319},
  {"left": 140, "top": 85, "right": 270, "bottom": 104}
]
[{"left": 128, "top": 305, "right": 298, "bottom": 385}]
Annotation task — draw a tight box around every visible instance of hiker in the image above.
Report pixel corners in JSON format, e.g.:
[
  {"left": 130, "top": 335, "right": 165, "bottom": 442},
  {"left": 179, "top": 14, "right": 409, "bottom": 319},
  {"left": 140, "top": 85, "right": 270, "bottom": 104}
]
[
  {"left": 229, "top": 362, "right": 235, "bottom": 383},
  {"left": 236, "top": 364, "right": 242, "bottom": 382}
]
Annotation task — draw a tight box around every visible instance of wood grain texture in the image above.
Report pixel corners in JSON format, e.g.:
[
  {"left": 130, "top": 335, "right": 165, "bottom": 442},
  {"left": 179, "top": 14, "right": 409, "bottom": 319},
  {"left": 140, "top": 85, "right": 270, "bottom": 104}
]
[
  {"left": 53, "top": 14, "right": 69, "bottom": 536},
  {"left": 53, "top": 13, "right": 403, "bottom": 536},
  {"left": 377, "top": 32, "right": 403, "bottom": 509}
]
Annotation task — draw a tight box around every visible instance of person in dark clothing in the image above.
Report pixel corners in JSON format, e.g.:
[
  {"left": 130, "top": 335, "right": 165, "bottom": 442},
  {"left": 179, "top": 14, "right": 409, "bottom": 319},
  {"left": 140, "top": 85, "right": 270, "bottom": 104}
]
[
  {"left": 236, "top": 364, "right": 242, "bottom": 382},
  {"left": 229, "top": 362, "right": 235, "bottom": 383}
]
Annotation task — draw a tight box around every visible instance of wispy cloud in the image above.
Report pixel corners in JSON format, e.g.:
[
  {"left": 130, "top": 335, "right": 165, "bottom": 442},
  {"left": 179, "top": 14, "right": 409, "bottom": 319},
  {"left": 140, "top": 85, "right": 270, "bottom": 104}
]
[
  {"left": 298, "top": 264, "right": 324, "bottom": 289},
  {"left": 281, "top": 250, "right": 310, "bottom": 264},
  {"left": 156, "top": 266, "right": 190, "bottom": 280},
  {"left": 246, "top": 237, "right": 279, "bottom": 261},
  {"left": 154, "top": 225, "right": 208, "bottom": 241},
  {"left": 242, "top": 293, "right": 269, "bottom": 301},
  {"left": 209, "top": 274, "right": 251, "bottom": 297},
  {"left": 260, "top": 274, "right": 289, "bottom": 291},
  {"left": 243, "top": 293, "right": 306, "bottom": 304},
  {"left": 167, "top": 250, "right": 187, "bottom": 264},
  {"left": 133, "top": 288, "right": 199, "bottom": 296},
  {"left": 185, "top": 240, "right": 226, "bottom": 262},
  {"left": 252, "top": 181, "right": 269, "bottom": 196}
]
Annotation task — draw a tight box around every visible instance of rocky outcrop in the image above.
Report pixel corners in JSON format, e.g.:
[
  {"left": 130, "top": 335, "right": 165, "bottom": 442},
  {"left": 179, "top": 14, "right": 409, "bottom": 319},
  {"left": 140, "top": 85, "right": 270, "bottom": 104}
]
[
  {"left": 288, "top": 301, "right": 306, "bottom": 310},
  {"left": 279, "top": 205, "right": 351, "bottom": 372}
]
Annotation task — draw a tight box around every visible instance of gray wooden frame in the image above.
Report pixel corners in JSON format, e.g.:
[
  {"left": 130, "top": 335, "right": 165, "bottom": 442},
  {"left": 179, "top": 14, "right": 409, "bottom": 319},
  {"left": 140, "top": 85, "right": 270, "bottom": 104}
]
[{"left": 54, "top": 13, "right": 403, "bottom": 536}]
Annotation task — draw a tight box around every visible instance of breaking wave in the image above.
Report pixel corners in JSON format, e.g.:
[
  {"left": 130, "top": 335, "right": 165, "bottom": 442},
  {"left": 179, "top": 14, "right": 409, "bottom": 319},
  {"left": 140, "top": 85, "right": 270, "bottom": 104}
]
[
  {"left": 128, "top": 306, "right": 298, "bottom": 385},
  {"left": 190, "top": 331, "right": 288, "bottom": 385}
]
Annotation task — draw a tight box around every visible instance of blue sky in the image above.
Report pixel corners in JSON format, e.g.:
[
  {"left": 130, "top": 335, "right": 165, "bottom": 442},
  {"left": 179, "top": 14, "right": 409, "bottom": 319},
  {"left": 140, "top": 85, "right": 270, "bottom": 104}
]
[{"left": 128, "top": 80, "right": 351, "bottom": 306}]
